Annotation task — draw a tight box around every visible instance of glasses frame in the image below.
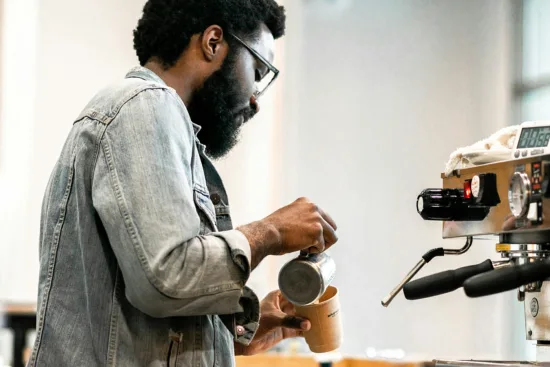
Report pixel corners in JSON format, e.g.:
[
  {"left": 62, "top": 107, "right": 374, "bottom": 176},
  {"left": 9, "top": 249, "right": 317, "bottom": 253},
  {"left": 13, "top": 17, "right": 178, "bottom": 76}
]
[{"left": 228, "top": 33, "right": 279, "bottom": 98}]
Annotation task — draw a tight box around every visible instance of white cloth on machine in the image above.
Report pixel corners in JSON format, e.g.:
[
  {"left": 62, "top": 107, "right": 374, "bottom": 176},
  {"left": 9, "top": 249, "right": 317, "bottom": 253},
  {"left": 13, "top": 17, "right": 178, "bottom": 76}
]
[{"left": 444, "top": 125, "right": 520, "bottom": 177}]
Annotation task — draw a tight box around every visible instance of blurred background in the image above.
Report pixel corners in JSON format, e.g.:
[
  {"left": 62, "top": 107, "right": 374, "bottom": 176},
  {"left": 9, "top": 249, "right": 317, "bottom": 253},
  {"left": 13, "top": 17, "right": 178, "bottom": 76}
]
[{"left": 0, "top": 0, "right": 549, "bottom": 365}]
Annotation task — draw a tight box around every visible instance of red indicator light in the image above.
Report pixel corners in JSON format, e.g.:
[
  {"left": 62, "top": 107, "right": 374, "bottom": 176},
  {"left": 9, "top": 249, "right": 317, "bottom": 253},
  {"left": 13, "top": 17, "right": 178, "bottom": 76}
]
[{"left": 464, "top": 181, "right": 472, "bottom": 199}]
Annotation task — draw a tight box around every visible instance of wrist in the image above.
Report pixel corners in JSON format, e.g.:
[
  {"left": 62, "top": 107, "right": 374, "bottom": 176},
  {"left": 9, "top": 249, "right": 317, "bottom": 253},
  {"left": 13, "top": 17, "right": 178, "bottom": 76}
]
[
  {"left": 237, "top": 220, "right": 281, "bottom": 269},
  {"left": 260, "top": 219, "right": 281, "bottom": 253}
]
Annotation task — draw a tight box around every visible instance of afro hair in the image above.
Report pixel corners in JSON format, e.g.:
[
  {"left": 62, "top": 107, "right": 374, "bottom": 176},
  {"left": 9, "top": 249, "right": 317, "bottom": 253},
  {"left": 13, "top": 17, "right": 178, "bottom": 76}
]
[{"left": 133, "top": 0, "right": 286, "bottom": 68}]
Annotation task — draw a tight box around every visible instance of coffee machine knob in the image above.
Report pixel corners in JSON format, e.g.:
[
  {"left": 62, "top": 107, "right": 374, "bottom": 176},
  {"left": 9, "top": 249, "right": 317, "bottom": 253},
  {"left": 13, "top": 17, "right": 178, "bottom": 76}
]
[
  {"left": 508, "top": 172, "right": 532, "bottom": 218},
  {"left": 471, "top": 173, "right": 500, "bottom": 206},
  {"left": 416, "top": 189, "right": 489, "bottom": 221}
]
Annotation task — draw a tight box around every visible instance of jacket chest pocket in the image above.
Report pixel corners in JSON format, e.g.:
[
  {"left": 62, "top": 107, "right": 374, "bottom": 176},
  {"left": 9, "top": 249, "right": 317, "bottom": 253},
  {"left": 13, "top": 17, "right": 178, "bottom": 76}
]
[
  {"left": 191, "top": 146, "right": 217, "bottom": 234},
  {"left": 193, "top": 185, "right": 217, "bottom": 234}
]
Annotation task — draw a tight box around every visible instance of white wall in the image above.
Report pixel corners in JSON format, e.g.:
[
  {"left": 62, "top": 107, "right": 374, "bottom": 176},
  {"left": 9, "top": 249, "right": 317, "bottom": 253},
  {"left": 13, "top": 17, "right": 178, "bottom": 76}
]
[
  {"left": 0, "top": 0, "right": 39, "bottom": 360},
  {"left": 0, "top": 0, "right": 39, "bottom": 303},
  {"left": 276, "top": 0, "right": 525, "bottom": 361}
]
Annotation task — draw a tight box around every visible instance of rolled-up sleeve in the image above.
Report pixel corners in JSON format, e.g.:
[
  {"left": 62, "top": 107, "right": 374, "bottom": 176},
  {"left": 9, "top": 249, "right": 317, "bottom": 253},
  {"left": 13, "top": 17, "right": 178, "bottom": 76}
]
[{"left": 91, "top": 86, "right": 258, "bottom": 331}]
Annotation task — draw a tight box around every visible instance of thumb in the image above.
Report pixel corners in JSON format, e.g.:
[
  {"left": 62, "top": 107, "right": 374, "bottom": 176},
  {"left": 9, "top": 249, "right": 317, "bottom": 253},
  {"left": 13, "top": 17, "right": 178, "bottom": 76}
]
[{"left": 279, "top": 314, "right": 311, "bottom": 331}]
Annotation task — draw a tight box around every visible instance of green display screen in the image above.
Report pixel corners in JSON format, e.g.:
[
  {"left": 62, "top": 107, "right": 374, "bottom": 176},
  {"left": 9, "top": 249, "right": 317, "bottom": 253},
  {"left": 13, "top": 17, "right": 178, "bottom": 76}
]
[{"left": 517, "top": 126, "right": 550, "bottom": 149}]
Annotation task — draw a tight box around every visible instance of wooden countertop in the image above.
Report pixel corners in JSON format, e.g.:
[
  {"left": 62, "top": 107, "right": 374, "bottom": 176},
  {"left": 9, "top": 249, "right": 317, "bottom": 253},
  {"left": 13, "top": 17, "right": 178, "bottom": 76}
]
[
  {"left": 235, "top": 355, "right": 425, "bottom": 367},
  {"left": 2, "top": 303, "right": 36, "bottom": 315}
]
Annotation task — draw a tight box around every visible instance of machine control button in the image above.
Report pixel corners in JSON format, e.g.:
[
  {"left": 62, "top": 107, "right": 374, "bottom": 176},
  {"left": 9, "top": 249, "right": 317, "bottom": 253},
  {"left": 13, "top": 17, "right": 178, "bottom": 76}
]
[
  {"left": 522, "top": 150, "right": 529, "bottom": 157},
  {"left": 471, "top": 176, "right": 480, "bottom": 198},
  {"left": 514, "top": 151, "right": 520, "bottom": 158},
  {"left": 527, "top": 202, "right": 539, "bottom": 222},
  {"left": 531, "top": 298, "right": 539, "bottom": 317},
  {"left": 532, "top": 148, "right": 545, "bottom": 156}
]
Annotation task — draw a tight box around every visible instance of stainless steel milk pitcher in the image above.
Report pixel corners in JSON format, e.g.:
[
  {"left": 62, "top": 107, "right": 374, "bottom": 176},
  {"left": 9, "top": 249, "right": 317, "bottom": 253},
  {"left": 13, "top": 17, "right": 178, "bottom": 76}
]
[{"left": 278, "top": 251, "right": 336, "bottom": 306}]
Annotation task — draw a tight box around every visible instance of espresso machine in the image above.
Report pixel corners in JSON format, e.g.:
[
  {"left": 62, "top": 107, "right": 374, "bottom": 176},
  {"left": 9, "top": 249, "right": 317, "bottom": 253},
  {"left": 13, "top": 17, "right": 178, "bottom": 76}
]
[{"left": 382, "top": 122, "right": 550, "bottom": 366}]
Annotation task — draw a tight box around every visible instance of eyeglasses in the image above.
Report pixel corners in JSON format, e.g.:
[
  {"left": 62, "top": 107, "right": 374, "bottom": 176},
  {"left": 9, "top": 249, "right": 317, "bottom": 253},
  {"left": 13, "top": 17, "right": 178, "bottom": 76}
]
[{"left": 229, "top": 33, "right": 279, "bottom": 98}]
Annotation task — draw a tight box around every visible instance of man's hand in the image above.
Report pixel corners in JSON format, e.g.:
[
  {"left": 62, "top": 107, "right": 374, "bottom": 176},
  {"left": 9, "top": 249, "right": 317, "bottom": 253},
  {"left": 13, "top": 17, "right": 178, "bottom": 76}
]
[
  {"left": 234, "top": 290, "right": 311, "bottom": 356},
  {"left": 238, "top": 197, "right": 338, "bottom": 269}
]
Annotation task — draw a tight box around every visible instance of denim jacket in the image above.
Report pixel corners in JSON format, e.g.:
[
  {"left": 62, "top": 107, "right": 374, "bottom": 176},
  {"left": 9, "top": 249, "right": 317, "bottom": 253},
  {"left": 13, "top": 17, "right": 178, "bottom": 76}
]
[{"left": 28, "top": 66, "right": 260, "bottom": 366}]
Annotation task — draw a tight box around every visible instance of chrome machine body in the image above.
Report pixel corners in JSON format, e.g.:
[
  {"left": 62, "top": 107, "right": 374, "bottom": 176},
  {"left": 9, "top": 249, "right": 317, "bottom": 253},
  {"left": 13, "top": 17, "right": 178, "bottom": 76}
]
[
  {"left": 443, "top": 157, "right": 550, "bottom": 354},
  {"left": 383, "top": 147, "right": 550, "bottom": 366}
]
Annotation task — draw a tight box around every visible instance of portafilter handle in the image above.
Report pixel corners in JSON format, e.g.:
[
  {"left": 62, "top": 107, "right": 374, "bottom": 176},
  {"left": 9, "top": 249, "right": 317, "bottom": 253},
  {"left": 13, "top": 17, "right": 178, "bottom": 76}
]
[
  {"left": 463, "top": 260, "right": 550, "bottom": 298},
  {"left": 403, "top": 259, "right": 495, "bottom": 300}
]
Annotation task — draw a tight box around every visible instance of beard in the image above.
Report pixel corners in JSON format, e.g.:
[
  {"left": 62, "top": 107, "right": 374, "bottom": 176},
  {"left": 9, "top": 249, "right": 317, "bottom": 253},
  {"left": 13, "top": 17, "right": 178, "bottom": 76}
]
[{"left": 187, "top": 51, "right": 256, "bottom": 159}]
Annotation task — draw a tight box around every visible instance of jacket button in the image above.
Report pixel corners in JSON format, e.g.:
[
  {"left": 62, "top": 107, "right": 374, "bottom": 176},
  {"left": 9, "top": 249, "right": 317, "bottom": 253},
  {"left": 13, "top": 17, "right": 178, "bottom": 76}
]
[
  {"left": 236, "top": 325, "right": 245, "bottom": 336},
  {"left": 210, "top": 193, "right": 221, "bottom": 205}
]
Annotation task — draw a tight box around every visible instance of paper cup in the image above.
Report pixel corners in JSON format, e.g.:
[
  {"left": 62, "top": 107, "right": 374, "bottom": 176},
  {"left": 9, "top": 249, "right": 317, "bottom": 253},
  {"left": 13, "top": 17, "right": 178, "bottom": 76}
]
[{"left": 294, "top": 286, "right": 343, "bottom": 353}]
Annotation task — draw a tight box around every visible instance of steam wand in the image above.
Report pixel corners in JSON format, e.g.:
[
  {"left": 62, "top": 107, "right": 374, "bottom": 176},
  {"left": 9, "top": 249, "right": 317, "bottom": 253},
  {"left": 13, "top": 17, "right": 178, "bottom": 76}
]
[{"left": 381, "top": 236, "right": 473, "bottom": 307}]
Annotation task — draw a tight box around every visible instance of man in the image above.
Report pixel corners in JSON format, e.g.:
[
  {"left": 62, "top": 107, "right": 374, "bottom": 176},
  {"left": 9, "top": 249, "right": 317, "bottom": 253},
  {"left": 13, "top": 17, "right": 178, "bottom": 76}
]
[{"left": 28, "top": 0, "right": 338, "bottom": 366}]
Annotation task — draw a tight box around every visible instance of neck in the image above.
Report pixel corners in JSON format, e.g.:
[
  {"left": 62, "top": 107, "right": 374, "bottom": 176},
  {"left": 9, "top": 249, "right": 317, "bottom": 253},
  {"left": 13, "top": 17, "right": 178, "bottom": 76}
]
[{"left": 144, "top": 59, "right": 200, "bottom": 106}]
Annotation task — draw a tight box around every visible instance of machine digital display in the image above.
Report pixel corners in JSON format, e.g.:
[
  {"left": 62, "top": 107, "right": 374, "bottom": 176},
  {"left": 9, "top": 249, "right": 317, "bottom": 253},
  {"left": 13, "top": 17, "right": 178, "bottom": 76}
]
[{"left": 516, "top": 126, "right": 550, "bottom": 149}]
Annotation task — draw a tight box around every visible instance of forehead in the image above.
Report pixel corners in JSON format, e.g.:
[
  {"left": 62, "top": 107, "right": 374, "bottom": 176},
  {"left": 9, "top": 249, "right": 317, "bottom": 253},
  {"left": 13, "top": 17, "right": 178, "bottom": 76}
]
[{"left": 248, "top": 23, "right": 275, "bottom": 64}]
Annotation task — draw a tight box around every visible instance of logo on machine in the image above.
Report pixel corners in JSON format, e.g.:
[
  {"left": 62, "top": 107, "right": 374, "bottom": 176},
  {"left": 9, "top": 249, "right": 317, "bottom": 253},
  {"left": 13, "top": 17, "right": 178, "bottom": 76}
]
[{"left": 531, "top": 298, "right": 539, "bottom": 317}]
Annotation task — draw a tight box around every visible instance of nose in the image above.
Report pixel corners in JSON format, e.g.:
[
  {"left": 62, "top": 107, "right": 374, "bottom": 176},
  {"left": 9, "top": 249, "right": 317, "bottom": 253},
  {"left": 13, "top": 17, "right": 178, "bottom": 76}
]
[{"left": 250, "top": 95, "right": 260, "bottom": 114}]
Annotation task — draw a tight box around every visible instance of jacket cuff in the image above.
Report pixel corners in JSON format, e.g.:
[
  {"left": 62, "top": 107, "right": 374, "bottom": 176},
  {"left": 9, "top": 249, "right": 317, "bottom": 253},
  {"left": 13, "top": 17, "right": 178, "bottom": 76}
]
[
  {"left": 219, "top": 287, "right": 260, "bottom": 345},
  {"left": 212, "top": 229, "right": 252, "bottom": 278}
]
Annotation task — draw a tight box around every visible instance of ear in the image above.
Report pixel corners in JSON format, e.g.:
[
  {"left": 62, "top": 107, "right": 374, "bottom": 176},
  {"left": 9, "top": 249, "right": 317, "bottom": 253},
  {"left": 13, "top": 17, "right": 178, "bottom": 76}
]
[{"left": 201, "top": 25, "right": 227, "bottom": 62}]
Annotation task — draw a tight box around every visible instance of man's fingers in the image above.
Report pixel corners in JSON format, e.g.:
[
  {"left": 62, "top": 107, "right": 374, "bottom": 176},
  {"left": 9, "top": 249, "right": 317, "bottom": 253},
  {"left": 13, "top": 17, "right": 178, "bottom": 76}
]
[
  {"left": 263, "top": 290, "right": 282, "bottom": 308},
  {"left": 278, "top": 294, "right": 295, "bottom": 315},
  {"left": 281, "top": 315, "right": 311, "bottom": 331},
  {"left": 321, "top": 217, "right": 338, "bottom": 250},
  {"left": 319, "top": 207, "right": 337, "bottom": 231}
]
